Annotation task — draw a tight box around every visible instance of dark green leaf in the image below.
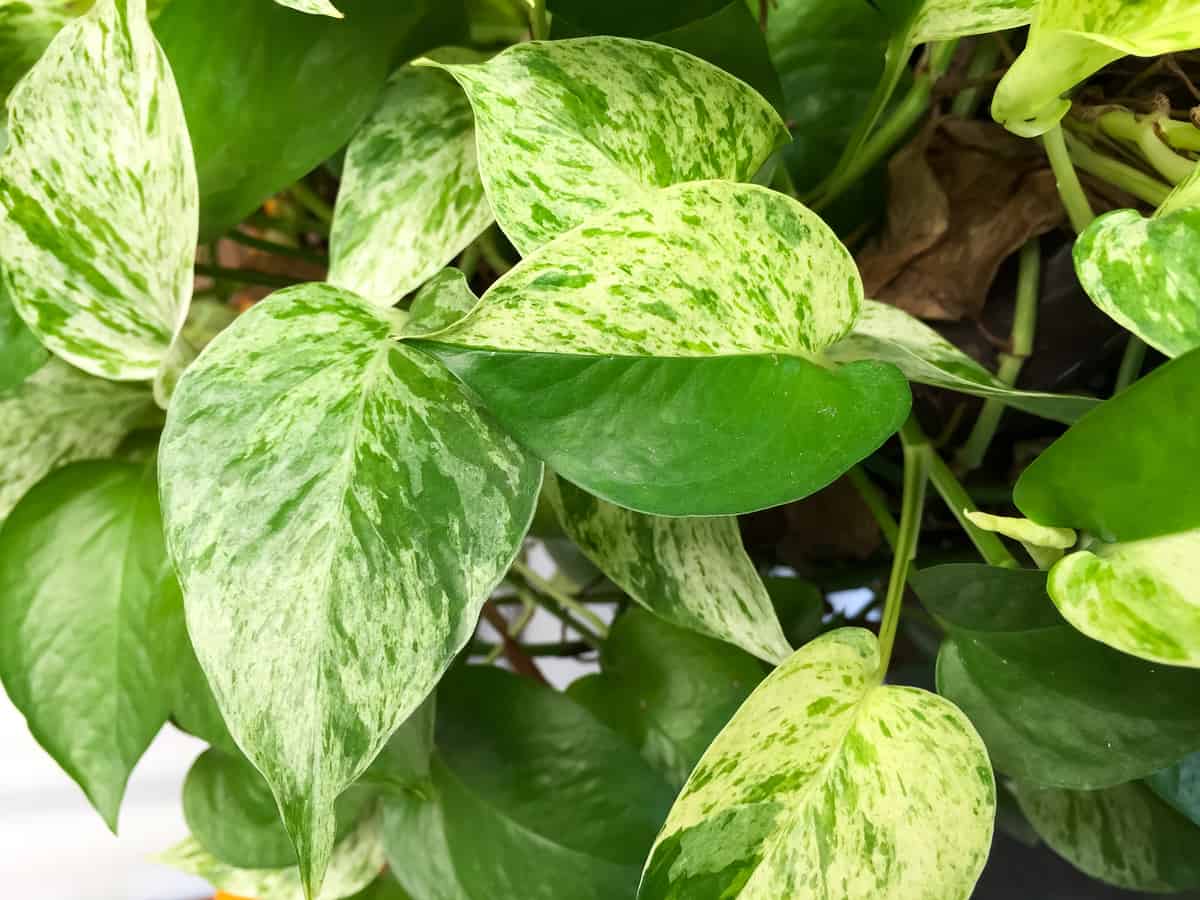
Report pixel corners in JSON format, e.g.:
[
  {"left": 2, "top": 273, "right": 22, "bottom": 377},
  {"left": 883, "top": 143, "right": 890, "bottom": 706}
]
[
  {"left": 764, "top": 575, "right": 826, "bottom": 648},
  {"left": 1015, "top": 348, "right": 1200, "bottom": 542},
  {"left": 0, "top": 459, "right": 178, "bottom": 829},
  {"left": 917, "top": 564, "right": 1200, "bottom": 788},
  {"left": 154, "top": 0, "right": 465, "bottom": 238},
  {"left": 1147, "top": 751, "right": 1200, "bottom": 828}
]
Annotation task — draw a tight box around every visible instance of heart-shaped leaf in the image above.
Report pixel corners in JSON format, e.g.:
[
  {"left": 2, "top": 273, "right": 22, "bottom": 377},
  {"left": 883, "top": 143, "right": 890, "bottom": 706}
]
[
  {"left": 1074, "top": 207, "right": 1200, "bottom": 358},
  {"left": 0, "top": 358, "right": 157, "bottom": 520},
  {"left": 545, "top": 475, "right": 791, "bottom": 662},
  {"left": 993, "top": 0, "right": 1200, "bottom": 137},
  {"left": 917, "top": 564, "right": 1200, "bottom": 788},
  {"left": 1014, "top": 348, "right": 1200, "bottom": 542},
  {"left": 567, "top": 607, "right": 766, "bottom": 787},
  {"left": 154, "top": 0, "right": 464, "bottom": 239},
  {"left": 0, "top": 0, "right": 198, "bottom": 382},
  {"left": 383, "top": 665, "right": 675, "bottom": 900},
  {"left": 162, "top": 808, "right": 386, "bottom": 900},
  {"left": 1013, "top": 781, "right": 1200, "bottom": 892},
  {"left": 429, "top": 37, "right": 788, "bottom": 254},
  {"left": 159, "top": 284, "right": 541, "bottom": 896},
  {"left": 329, "top": 62, "right": 491, "bottom": 306},
  {"left": 639, "top": 628, "right": 994, "bottom": 899},
  {"left": 0, "top": 459, "right": 179, "bottom": 829},
  {"left": 826, "top": 299, "right": 1099, "bottom": 424},
  {"left": 416, "top": 180, "right": 909, "bottom": 515}
]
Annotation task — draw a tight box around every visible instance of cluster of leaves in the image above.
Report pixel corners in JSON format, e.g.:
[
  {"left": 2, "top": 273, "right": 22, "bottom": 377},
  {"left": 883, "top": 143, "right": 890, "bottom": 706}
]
[{"left": 3, "top": 0, "right": 1200, "bottom": 898}]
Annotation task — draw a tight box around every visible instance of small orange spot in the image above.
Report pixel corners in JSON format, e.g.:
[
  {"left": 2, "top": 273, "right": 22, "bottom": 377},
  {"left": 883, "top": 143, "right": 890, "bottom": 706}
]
[
  {"left": 214, "top": 893, "right": 255, "bottom": 900},
  {"left": 263, "top": 198, "right": 280, "bottom": 216}
]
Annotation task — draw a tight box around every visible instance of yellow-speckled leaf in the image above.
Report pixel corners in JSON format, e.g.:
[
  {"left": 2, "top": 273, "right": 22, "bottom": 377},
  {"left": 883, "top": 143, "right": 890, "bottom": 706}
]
[
  {"left": 993, "top": 0, "right": 1200, "bottom": 136},
  {"left": 0, "top": 0, "right": 198, "bottom": 381},
  {"left": 273, "top": 0, "right": 342, "bottom": 17},
  {"left": 545, "top": 475, "right": 791, "bottom": 664},
  {"left": 0, "top": 357, "right": 158, "bottom": 521},
  {"left": 425, "top": 180, "right": 860, "bottom": 358},
  {"left": 639, "top": 628, "right": 995, "bottom": 899},
  {"left": 826, "top": 300, "right": 1099, "bottom": 424},
  {"left": 162, "top": 809, "right": 385, "bottom": 900},
  {"left": 158, "top": 283, "right": 541, "bottom": 897},
  {"left": 1048, "top": 529, "right": 1200, "bottom": 667},
  {"left": 1013, "top": 781, "right": 1200, "bottom": 892},
  {"left": 329, "top": 63, "right": 491, "bottom": 305},
  {"left": 429, "top": 37, "right": 788, "bottom": 254}
]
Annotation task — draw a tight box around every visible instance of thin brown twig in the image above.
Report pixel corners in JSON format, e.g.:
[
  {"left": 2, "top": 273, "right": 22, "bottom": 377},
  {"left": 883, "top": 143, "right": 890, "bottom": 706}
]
[{"left": 481, "top": 601, "right": 548, "bottom": 684}]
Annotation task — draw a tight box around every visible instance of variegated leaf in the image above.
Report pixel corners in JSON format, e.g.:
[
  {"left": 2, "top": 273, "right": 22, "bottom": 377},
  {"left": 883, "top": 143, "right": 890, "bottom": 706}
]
[
  {"left": 1048, "top": 529, "right": 1200, "bottom": 667},
  {"left": 1013, "top": 781, "right": 1200, "bottom": 892},
  {"left": 162, "top": 809, "right": 386, "bottom": 900},
  {"left": 993, "top": 0, "right": 1200, "bottom": 137},
  {"left": 0, "top": 357, "right": 158, "bottom": 520},
  {"left": 402, "top": 268, "right": 477, "bottom": 338},
  {"left": 273, "top": 0, "right": 342, "bottom": 17},
  {"left": 0, "top": 0, "right": 198, "bottom": 381},
  {"left": 825, "top": 300, "right": 1099, "bottom": 424},
  {"left": 909, "top": 0, "right": 1036, "bottom": 43},
  {"left": 159, "top": 283, "right": 541, "bottom": 897},
  {"left": 639, "top": 628, "right": 995, "bottom": 899},
  {"left": 424, "top": 180, "right": 860, "bottom": 357},
  {"left": 0, "top": 0, "right": 89, "bottom": 104},
  {"left": 428, "top": 37, "right": 788, "bottom": 254},
  {"left": 544, "top": 475, "right": 791, "bottom": 664},
  {"left": 1074, "top": 208, "right": 1200, "bottom": 359},
  {"left": 0, "top": 459, "right": 179, "bottom": 829},
  {"left": 329, "top": 63, "right": 491, "bottom": 306}
]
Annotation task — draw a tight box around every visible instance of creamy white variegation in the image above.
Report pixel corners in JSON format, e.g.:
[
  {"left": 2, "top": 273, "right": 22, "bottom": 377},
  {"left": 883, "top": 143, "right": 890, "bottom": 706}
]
[
  {"left": 639, "top": 628, "right": 995, "bottom": 899},
  {"left": 162, "top": 809, "right": 385, "bottom": 900},
  {"left": 544, "top": 475, "right": 791, "bottom": 664},
  {"left": 1014, "top": 782, "right": 1200, "bottom": 892},
  {"left": 427, "top": 180, "right": 860, "bottom": 358},
  {"left": 0, "top": 0, "right": 198, "bottom": 381},
  {"left": 910, "top": 0, "right": 1036, "bottom": 43},
  {"left": 1048, "top": 529, "right": 1200, "bottom": 668},
  {"left": 965, "top": 511, "right": 1078, "bottom": 549},
  {"left": 402, "top": 268, "right": 478, "bottom": 338},
  {"left": 272, "top": 0, "right": 341, "bottom": 17},
  {"left": 1074, "top": 208, "right": 1200, "bottom": 359},
  {"left": 0, "top": 358, "right": 158, "bottom": 519},
  {"left": 158, "top": 284, "right": 541, "bottom": 897},
  {"left": 430, "top": 37, "right": 788, "bottom": 254},
  {"left": 826, "top": 300, "right": 1099, "bottom": 424},
  {"left": 329, "top": 65, "right": 492, "bottom": 305},
  {"left": 0, "top": 1, "right": 88, "bottom": 103},
  {"left": 993, "top": 0, "right": 1200, "bottom": 136}
]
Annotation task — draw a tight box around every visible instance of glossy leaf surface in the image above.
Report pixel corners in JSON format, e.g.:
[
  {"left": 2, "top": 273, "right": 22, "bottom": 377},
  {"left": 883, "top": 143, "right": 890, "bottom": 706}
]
[
  {"left": 384, "top": 666, "right": 675, "bottom": 900},
  {"left": 159, "top": 284, "right": 541, "bottom": 895},
  {"left": 993, "top": 0, "right": 1200, "bottom": 136},
  {"left": 0, "top": 460, "right": 177, "bottom": 829},
  {"left": 0, "top": 0, "right": 197, "bottom": 381},
  {"left": 826, "top": 300, "right": 1098, "bottom": 424},
  {"left": 431, "top": 37, "right": 788, "bottom": 254},
  {"left": 1014, "top": 781, "right": 1200, "bottom": 892},
  {"left": 567, "top": 608, "right": 765, "bottom": 787},
  {"left": 1014, "top": 348, "right": 1200, "bottom": 542},
  {"left": 919, "top": 564, "right": 1200, "bottom": 788},
  {"left": 154, "top": 0, "right": 463, "bottom": 238},
  {"left": 329, "top": 64, "right": 491, "bottom": 305},
  {"left": 639, "top": 628, "right": 994, "bottom": 899},
  {"left": 1075, "top": 207, "right": 1200, "bottom": 358}
]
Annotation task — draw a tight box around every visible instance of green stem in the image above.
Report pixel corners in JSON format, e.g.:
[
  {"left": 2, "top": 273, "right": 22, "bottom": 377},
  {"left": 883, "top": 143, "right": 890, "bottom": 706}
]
[
  {"left": 902, "top": 420, "right": 1020, "bottom": 569},
  {"left": 950, "top": 36, "right": 1001, "bottom": 119},
  {"left": 193, "top": 264, "right": 302, "bottom": 289},
  {"left": 1043, "top": 124, "right": 1095, "bottom": 233},
  {"left": 847, "top": 466, "right": 900, "bottom": 549},
  {"left": 1062, "top": 130, "right": 1171, "bottom": 207},
  {"left": 1114, "top": 335, "right": 1147, "bottom": 393},
  {"left": 956, "top": 238, "right": 1041, "bottom": 471},
  {"left": 528, "top": 0, "right": 548, "bottom": 39},
  {"left": 226, "top": 229, "right": 327, "bottom": 264},
  {"left": 1096, "top": 110, "right": 1196, "bottom": 184},
  {"left": 290, "top": 181, "right": 335, "bottom": 227},
  {"left": 876, "top": 419, "right": 930, "bottom": 679},
  {"left": 511, "top": 560, "right": 610, "bottom": 638}
]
